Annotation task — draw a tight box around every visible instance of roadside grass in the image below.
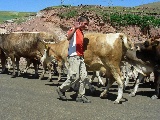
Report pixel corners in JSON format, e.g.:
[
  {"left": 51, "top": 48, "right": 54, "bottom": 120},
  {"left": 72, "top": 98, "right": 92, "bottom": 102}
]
[{"left": 0, "top": 11, "right": 36, "bottom": 24}]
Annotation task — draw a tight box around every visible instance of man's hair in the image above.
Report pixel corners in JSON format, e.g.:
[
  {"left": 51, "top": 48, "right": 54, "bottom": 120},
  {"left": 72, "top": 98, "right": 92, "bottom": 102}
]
[{"left": 77, "top": 16, "right": 89, "bottom": 22}]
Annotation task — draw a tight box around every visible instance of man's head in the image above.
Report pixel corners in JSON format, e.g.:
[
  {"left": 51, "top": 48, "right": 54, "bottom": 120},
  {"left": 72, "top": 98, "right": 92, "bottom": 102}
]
[{"left": 77, "top": 16, "right": 89, "bottom": 30}]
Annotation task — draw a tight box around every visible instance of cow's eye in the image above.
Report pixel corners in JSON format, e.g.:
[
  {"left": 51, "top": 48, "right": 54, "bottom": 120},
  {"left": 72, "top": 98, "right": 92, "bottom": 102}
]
[{"left": 144, "top": 41, "right": 149, "bottom": 47}]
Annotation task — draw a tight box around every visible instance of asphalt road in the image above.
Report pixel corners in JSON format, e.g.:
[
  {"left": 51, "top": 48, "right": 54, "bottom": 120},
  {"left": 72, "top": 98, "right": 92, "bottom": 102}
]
[{"left": 0, "top": 67, "right": 160, "bottom": 120}]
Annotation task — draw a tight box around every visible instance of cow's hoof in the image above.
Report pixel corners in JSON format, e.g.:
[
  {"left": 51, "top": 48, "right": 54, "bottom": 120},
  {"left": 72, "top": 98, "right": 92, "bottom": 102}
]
[
  {"left": 33, "top": 75, "right": 39, "bottom": 79},
  {"left": 39, "top": 75, "right": 44, "bottom": 80},
  {"left": 100, "top": 92, "right": 107, "bottom": 99},
  {"left": 1, "top": 71, "right": 5, "bottom": 74},
  {"left": 90, "top": 87, "right": 96, "bottom": 94},
  {"left": 102, "top": 83, "right": 105, "bottom": 87},
  {"left": 11, "top": 74, "right": 16, "bottom": 78},
  {"left": 151, "top": 95, "right": 158, "bottom": 100},
  {"left": 129, "top": 92, "right": 136, "bottom": 97},
  {"left": 21, "top": 70, "right": 27, "bottom": 74},
  {"left": 123, "top": 85, "right": 127, "bottom": 91},
  {"left": 124, "top": 86, "right": 130, "bottom": 91},
  {"left": 1, "top": 69, "right": 8, "bottom": 74},
  {"left": 97, "top": 83, "right": 101, "bottom": 88},
  {"left": 123, "top": 86, "right": 126, "bottom": 91},
  {"left": 21, "top": 71, "right": 24, "bottom": 74},
  {"left": 113, "top": 100, "right": 120, "bottom": 104},
  {"left": 57, "top": 78, "right": 61, "bottom": 82},
  {"left": 17, "top": 72, "right": 21, "bottom": 76},
  {"left": 47, "top": 78, "right": 52, "bottom": 82},
  {"left": 21, "top": 71, "right": 26, "bottom": 74}
]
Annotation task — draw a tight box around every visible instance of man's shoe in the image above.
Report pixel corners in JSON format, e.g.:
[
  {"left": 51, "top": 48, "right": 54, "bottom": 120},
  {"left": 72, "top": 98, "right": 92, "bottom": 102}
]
[
  {"left": 56, "top": 87, "right": 67, "bottom": 100},
  {"left": 76, "top": 95, "right": 91, "bottom": 103}
]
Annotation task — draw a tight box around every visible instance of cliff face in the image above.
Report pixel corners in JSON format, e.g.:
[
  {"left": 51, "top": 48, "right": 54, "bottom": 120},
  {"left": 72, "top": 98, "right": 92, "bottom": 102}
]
[{"left": 0, "top": 7, "right": 160, "bottom": 42}]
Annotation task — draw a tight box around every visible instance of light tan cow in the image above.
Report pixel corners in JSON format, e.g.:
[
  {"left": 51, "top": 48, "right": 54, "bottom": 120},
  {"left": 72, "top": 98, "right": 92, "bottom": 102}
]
[
  {"left": 0, "top": 32, "right": 57, "bottom": 78},
  {"left": 42, "top": 32, "right": 133, "bottom": 103},
  {"left": 39, "top": 40, "right": 68, "bottom": 81}
]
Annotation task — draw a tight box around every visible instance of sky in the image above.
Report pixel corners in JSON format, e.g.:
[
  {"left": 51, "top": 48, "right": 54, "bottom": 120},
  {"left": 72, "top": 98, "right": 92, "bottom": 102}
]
[{"left": 0, "top": 0, "right": 159, "bottom": 12}]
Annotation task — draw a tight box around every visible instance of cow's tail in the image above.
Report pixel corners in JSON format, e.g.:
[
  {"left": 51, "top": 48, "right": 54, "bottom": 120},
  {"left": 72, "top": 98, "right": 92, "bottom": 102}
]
[{"left": 120, "top": 33, "right": 134, "bottom": 50}]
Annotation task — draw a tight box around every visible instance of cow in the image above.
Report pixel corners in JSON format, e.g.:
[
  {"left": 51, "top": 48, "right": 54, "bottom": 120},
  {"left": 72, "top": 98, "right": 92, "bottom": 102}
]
[
  {"left": 138, "top": 39, "right": 160, "bottom": 99},
  {"left": 121, "top": 61, "right": 154, "bottom": 97},
  {"left": 39, "top": 40, "right": 68, "bottom": 81},
  {"left": 0, "top": 32, "right": 57, "bottom": 78},
  {"left": 41, "top": 32, "right": 133, "bottom": 103},
  {"left": 123, "top": 40, "right": 160, "bottom": 98}
]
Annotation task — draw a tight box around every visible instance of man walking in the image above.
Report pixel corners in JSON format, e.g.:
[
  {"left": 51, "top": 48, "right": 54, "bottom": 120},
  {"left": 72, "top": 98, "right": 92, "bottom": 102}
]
[{"left": 57, "top": 16, "right": 91, "bottom": 103}]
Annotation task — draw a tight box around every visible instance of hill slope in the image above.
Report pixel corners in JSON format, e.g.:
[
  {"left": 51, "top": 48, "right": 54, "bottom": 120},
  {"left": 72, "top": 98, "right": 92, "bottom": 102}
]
[
  {"left": 137, "top": 1, "right": 160, "bottom": 8},
  {"left": 0, "top": 4, "right": 160, "bottom": 42}
]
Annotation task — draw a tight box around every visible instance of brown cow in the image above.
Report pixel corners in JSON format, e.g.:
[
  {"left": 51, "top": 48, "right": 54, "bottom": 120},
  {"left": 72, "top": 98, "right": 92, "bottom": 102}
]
[
  {"left": 0, "top": 48, "right": 7, "bottom": 73},
  {"left": 0, "top": 32, "right": 57, "bottom": 78},
  {"left": 42, "top": 32, "right": 133, "bottom": 103},
  {"left": 138, "top": 39, "right": 160, "bottom": 99},
  {"left": 39, "top": 40, "right": 68, "bottom": 81},
  {"left": 121, "top": 38, "right": 160, "bottom": 99}
]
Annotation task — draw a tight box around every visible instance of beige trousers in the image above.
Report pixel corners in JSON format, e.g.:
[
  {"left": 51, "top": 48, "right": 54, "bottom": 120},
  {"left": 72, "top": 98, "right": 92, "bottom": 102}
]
[{"left": 59, "top": 56, "right": 88, "bottom": 97}]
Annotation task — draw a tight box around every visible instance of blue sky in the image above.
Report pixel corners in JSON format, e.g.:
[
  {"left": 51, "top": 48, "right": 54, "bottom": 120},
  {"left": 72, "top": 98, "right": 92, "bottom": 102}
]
[{"left": 0, "top": 0, "right": 159, "bottom": 12}]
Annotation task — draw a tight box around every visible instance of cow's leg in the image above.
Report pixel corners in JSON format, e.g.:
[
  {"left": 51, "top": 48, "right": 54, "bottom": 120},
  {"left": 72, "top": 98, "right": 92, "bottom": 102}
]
[
  {"left": 89, "top": 71, "right": 96, "bottom": 83},
  {"left": 6, "top": 58, "right": 12, "bottom": 70},
  {"left": 56, "top": 61, "right": 63, "bottom": 81},
  {"left": 57, "top": 66, "right": 62, "bottom": 81},
  {"left": 15, "top": 57, "right": 21, "bottom": 76},
  {"left": 39, "top": 62, "right": 47, "bottom": 80},
  {"left": 124, "top": 76, "right": 129, "bottom": 89},
  {"left": 123, "top": 66, "right": 133, "bottom": 90},
  {"left": 151, "top": 70, "right": 160, "bottom": 99},
  {"left": 61, "top": 62, "right": 66, "bottom": 76},
  {"left": 121, "top": 66, "right": 128, "bottom": 89},
  {"left": 53, "top": 62, "right": 58, "bottom": 76},
  {"left": 0, "top": 50, "right": 7, "bottom": 74},
  {"left": 47, "top": 63, "right": 53, "bottom": 82},
  {"left": 90, "top": 71, "right": 104, "bottom": 87},
  {"left": 22, "top": 59, "right": 31, "bottom": 74},
  {"left": 110, "top": 66, "right": 124, "bottom": 104},
  {"left": 32, "top": 60, "right": 39, "bottom": 79},
  {"left": 85, "top": 79, "right": 96, "bottom": 93},
  {"left": 100, "top": 77, "right": 114, "bottom": 98},
  {"left": 10, "top": 56, "right": 16, "bottom": 78},
  {"left": 129, "top": 73, "right": 144, "bottom": 97},
  {"left": 96, "top": 71, "right": 105, "bottom": 86}
]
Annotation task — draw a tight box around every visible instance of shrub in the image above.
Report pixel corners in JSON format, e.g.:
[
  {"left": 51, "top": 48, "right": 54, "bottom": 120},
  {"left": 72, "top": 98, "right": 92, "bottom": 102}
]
[{"left": 59, "top": 10, "right": 78, "bottom": 19}]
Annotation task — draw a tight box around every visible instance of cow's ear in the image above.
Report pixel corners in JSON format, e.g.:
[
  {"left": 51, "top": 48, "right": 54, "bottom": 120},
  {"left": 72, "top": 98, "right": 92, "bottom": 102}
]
[{"left": 143, "top": 41, "right": 149, "bottom": 48}]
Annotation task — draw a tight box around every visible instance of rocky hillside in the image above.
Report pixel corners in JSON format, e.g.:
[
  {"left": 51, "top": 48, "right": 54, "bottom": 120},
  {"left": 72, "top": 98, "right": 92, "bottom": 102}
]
[{"left": 0, "top": 5, "right": 160, "bottom": 43}]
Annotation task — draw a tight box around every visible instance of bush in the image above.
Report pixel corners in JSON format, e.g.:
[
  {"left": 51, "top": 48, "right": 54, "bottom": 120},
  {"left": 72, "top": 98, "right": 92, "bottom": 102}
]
[
  {"left": 59, "top": 10, "right": 78, "bottom": 19},
  {"left": 101, "top": 12, "right": 160, "bottom": 29}
]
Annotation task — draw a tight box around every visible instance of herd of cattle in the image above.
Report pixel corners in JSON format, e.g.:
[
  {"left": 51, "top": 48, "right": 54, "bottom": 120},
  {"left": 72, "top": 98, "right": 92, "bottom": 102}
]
[{"left": 0, "top": 31, "right": 160, "bottom": 104}]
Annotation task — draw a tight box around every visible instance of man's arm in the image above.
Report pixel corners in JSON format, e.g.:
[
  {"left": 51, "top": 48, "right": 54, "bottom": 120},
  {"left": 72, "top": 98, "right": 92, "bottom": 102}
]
[
  {"left": 67, "top": 28, "right": 77, "bottom": 40},
  {"left": 67, "top": 22, "right": 83, "bottom": 41}
]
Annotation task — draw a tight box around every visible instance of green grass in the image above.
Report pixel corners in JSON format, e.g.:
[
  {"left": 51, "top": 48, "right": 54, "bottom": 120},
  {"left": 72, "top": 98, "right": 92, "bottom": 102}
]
[
  {"left": 137, "top": 1, "right": 160, "bottom": 8},
  {"left": 0, "top": 11, "right": 36, "bottom": 23}
]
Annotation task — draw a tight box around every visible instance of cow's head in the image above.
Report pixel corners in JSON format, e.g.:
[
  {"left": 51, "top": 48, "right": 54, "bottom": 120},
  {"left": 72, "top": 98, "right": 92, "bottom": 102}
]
[
  {"left": 143, "top": 38, "right": 160, "bottom": 48},
  {"left": 135, "top": 39, "right": 155, "bottom": 52}
]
